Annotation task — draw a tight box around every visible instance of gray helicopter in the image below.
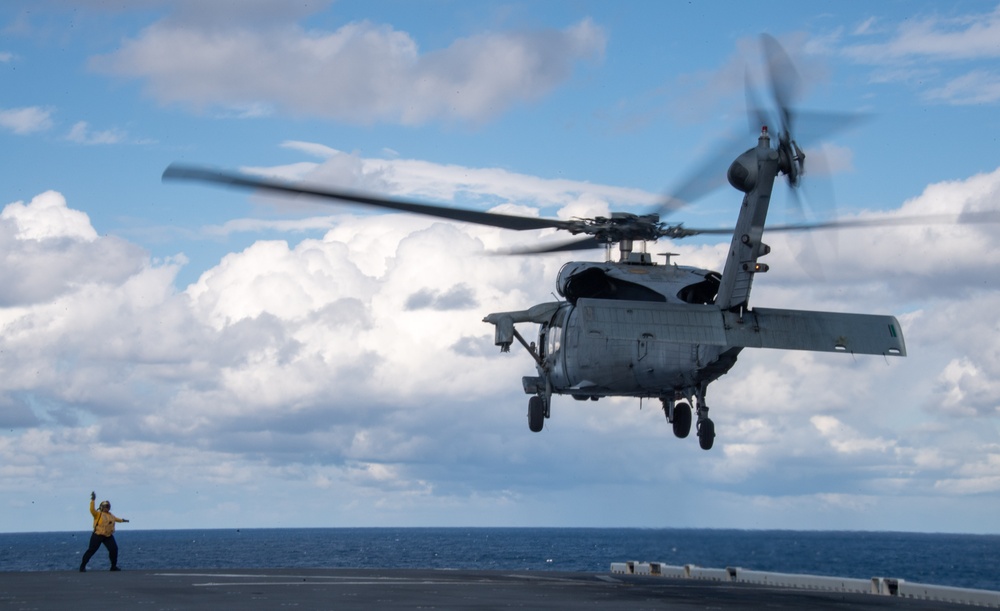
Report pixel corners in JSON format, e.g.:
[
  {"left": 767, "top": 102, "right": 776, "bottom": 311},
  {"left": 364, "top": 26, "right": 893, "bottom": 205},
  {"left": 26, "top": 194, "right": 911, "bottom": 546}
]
[{"left": 165, "top": 36, "right": 989, "bottom": 450}]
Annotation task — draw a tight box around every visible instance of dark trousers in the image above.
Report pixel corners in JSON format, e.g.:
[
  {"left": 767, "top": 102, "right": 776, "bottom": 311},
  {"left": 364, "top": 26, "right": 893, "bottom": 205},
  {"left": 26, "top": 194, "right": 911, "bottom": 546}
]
[{"left": 80, "top": 533, "right": 118, "bottom": 569}]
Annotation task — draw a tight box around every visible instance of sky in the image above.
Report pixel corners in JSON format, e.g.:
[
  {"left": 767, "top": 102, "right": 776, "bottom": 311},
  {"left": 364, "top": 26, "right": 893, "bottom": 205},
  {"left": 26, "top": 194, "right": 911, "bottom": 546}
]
[{"left": 2, "top": 0, "right": 1000, "bottom": 535}]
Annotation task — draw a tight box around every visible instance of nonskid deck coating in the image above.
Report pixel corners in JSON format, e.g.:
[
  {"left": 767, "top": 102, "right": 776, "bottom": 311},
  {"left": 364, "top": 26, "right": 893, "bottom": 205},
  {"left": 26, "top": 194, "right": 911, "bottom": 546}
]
[{"left": 0, "top": 568, "right": 980, "bottom": 610}]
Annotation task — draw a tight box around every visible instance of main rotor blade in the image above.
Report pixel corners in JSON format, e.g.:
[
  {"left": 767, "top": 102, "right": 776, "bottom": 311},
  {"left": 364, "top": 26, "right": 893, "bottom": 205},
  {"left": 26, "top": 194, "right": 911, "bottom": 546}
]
[
  {"left": 501, "top": 236, "right": 604, "bottom": 255},
  {"left": 163, "top": 164, "right": 573, "bottom": 233},
  {"left": 664, "top": 208, "right": 1000, "bottom": 240},
  {"left": 762, "top": 210, "right": 1000, "bottom": 233}
]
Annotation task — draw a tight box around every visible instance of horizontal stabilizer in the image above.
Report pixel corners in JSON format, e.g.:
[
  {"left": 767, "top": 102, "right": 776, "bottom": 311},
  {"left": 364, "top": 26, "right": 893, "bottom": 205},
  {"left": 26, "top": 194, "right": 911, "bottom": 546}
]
[
  {"left": 574, "top": 299, "right": 906, "bottom": 357},
  {"left": 723, "top": 307, "right": 906, "bottom": 356}
]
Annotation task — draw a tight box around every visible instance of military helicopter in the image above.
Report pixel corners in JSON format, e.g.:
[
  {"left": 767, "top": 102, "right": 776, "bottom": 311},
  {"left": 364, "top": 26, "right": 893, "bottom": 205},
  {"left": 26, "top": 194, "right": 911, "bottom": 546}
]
[{"left": 165, "top": 36, "right": 979, "bottom": 450}]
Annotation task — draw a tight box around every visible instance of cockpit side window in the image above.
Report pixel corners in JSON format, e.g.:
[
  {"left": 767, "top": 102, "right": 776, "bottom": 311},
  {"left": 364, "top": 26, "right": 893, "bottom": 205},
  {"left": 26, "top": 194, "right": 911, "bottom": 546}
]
[
  {"left": 547, "top": 324, "right": 562, "bottom": 356},
  {"left": 541, "top": 305, "right": 570, "bottom": 358}
]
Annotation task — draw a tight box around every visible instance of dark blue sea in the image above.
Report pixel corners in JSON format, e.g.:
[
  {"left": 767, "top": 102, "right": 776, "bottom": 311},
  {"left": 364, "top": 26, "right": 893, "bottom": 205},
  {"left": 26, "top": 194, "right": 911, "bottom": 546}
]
[{"left": 2, "top": 528, "right": 998, "bottom": 591}]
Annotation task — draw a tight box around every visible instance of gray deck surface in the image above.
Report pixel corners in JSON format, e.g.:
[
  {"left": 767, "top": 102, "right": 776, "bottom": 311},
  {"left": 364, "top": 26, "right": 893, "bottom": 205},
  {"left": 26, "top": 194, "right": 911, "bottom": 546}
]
[{"left": 0, "top": 568, "right": 978, "bottom": 610}]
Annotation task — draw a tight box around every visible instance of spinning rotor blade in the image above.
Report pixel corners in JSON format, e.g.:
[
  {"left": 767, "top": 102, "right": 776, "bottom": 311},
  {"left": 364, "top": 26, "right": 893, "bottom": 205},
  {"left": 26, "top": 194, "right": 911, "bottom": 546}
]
[
  {"left": 163, "top": 164, "right": 573, "bottom": 233},
  {"left": 792, "top": 110, "right": 868, "bottom": 147},
  {"left": 762, "top": 209, "right": 1000, "bottom": 234},
  {"left": 761, "top": 33, "right": 800, "bottom": 136},
  {"left": 652, "top": 130, "right": 746, "bottom": 218},
  {"left": 664, "top": 207, "right": 1000, "bottom": 241},
  {"left": 501, "top": 236, "right": 605, "bottom": 255},
  {"left": 745, "top": 70, "right": 771, "bottom": 138},
  {"left": 667, "top": 36, "right": 863, "bottom": 223}
]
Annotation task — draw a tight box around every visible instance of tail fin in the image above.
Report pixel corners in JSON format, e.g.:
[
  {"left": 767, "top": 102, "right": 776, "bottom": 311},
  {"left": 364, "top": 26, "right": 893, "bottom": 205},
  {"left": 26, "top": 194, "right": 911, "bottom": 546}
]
[{"left": 715, "top": 128, "right": 779, "bottom": 311}]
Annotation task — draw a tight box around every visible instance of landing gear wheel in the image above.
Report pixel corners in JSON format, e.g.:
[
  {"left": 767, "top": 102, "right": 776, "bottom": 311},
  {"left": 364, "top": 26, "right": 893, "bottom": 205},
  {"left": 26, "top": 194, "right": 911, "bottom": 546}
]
[
  {"left": 672, "top": 402, "right": 692, "bottom": 439},
  {"left": 528, "top": 396, "right": 545, "bottom": 433},
  {"left": 697, "top": 418, "right": 715, "bottom": 450}
]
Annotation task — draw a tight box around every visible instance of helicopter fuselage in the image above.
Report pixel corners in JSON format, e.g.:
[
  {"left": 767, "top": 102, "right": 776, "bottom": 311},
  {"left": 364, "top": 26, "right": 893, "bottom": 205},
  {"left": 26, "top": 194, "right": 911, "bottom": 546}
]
[{"left": 526, "top": 257, "right": 731, "bottom": 399}]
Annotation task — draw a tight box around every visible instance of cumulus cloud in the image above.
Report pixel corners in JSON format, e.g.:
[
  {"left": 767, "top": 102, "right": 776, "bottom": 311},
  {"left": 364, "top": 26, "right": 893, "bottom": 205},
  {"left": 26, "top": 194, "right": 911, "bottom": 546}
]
[
  {"left": 5, "top": 153, "right": 1000, "bottom": 529},
  {"left": 405, "top": 284, "right": 477, "bottom": 311},
  {"left": 1, "top": 191, "right": 98, "bottom": 242},
  {"left": 89, "top": 12, "right": 606, "bottom": 125},
  {"left": 754, "top": 166, "right": 1000, "bottom": 307},
  {"left": 0, "top": 192, "right": 147, "bottom": 307},
  {"left": 0, "top": 187, "right": 562, "bottom": 526}
]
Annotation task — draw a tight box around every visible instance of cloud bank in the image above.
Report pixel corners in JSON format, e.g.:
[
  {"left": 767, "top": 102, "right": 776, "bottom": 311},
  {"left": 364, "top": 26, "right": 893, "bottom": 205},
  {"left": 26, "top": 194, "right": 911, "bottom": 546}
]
[{"left": 4, "top": 154, "right": 1000, "bottom": 530}]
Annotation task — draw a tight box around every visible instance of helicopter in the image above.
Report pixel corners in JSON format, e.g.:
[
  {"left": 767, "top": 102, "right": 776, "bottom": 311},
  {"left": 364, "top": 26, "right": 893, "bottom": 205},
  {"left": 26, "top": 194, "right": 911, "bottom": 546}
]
[{"left": 164, "top": 36, "right": 973, "bottom": 451}]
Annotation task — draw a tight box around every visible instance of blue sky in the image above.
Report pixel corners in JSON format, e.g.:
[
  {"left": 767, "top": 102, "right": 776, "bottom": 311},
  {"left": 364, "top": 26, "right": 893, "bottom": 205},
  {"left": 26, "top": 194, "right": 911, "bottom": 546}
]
[{"left": 3, "top": 0, "right": 1000, "bottom": 535}]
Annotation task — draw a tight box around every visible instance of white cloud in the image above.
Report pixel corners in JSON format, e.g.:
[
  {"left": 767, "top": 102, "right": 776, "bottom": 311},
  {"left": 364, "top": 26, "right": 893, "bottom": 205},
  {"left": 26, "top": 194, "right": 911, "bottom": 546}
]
[
  {"left": 756, "top": 166, "right": 1000, "bottom": 303},
  {"left": 281, "top": 140, "right": 342, "bottom": 159},
  {"left": 812, "top": 415, "right": 896, "bottom": 454},
  {"left": 66, "top": 120, "right": 127, "bottom": 145},
  {"left": 0, "top": 106, "right": 54, "bottom": 135},
  {"left": 853, "top": 17, "right": 880, "bottom": 37},
  {"left": 5, "top": 153, "right": 1000, "bottom": 530},
  {"left": 0, "top": 191, "right": 142, "bottom": 307},
  {"left": 846, "top": 5, "right": 1000, "bottom": 62},
  {"left": 89, "top": 14, "right": 605, "bottom": 125},
  {"left": 1, "top": 191, "right": 98, "bottom": 242},
  {"left": 924, "top": 70, "right": 1000, "bottom": 105},
  {"left": 841, "top": 5, "right": 1000, "bottom": 105}
]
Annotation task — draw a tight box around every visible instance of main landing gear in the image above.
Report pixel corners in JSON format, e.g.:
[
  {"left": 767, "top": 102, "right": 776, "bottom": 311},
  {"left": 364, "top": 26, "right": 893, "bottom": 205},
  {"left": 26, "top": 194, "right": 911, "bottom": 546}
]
[
  {"left": 528, "top": 395, "right": 549, "bottom": 432},
  {"left": 662, "top": 389, "right": 715, "bottom": 450}
]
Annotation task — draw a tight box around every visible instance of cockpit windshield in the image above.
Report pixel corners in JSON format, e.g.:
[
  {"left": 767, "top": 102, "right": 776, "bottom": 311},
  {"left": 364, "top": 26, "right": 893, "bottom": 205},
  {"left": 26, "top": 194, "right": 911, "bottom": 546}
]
[{"left": 540, "top": 304, "right": 570, "bottom": 359}]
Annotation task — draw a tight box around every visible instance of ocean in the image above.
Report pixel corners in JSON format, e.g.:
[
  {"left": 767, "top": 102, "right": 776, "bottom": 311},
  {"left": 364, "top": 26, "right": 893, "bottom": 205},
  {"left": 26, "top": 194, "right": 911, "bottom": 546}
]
[{"left": 2, "top": 528, "right": 998, "bottom": 591}]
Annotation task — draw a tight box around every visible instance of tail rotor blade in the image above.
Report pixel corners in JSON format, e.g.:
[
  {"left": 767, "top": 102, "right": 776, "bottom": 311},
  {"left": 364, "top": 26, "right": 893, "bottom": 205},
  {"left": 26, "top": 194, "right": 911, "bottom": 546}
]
[
  {"left": 655, "top": 130, "right": 748, "bottom": 218},
  {"left": 745, "top": 69, "right": 771, "bottom": 133},
  {"left": 761, "top": 33, "right": 801, "bottom": 136}
]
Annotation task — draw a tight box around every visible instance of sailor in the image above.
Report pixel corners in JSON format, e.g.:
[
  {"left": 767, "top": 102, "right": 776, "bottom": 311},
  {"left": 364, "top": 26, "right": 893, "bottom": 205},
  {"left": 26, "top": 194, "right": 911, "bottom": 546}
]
[{"left": 79, "top": 491, "right": 130, "bottom": 572}]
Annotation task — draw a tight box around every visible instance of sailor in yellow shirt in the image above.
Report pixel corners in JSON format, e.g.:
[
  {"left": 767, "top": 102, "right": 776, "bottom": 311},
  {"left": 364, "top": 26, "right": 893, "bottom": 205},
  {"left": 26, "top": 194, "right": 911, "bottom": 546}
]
[{"left": 79, "top": 491, "right": 130, "bottom": 572}]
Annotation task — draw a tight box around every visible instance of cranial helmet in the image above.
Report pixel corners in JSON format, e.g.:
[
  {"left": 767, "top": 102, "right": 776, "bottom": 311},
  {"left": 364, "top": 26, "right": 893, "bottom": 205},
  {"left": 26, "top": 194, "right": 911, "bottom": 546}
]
[{"left": 100, "top": 501, "right": 110, "bottom": 509}]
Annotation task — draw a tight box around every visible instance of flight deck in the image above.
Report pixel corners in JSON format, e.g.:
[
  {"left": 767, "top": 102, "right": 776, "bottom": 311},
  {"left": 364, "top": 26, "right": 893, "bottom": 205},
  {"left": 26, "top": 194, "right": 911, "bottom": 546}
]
[{"left": 1, "top": 568, "right": 992, "bottom": 610}]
